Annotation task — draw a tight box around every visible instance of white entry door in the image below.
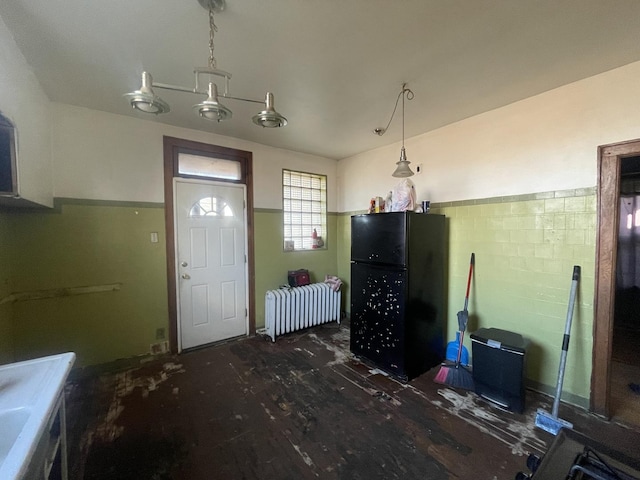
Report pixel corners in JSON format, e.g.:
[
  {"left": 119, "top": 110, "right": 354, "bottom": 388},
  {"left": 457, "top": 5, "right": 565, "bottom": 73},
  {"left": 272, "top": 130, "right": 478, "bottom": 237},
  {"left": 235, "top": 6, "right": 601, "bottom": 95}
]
[{"left": 175, "top": 179, "right": 248, "bottom": 350}]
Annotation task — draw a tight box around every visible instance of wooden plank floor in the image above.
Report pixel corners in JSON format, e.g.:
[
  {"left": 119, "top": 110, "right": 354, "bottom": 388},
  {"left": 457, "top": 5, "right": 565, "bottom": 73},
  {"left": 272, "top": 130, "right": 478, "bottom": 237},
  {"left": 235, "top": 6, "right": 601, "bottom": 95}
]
[{"left": 62, "top": 321, "right": 640, "bottom": 479}]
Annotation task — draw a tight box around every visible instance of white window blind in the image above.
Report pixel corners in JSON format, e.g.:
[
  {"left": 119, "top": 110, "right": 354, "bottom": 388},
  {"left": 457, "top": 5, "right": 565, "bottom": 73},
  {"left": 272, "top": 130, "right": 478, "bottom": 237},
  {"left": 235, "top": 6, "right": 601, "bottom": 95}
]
[{"left": 283, "top": 169, "right": 327, "bottom": 251}]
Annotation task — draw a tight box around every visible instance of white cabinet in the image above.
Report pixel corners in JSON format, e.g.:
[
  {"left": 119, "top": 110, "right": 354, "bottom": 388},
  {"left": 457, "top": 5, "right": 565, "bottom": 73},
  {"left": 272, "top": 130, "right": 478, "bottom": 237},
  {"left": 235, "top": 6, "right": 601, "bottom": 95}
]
[
  {"left": 0, "top": 17, "right": 54, "bottom": 209},
  {"left": 0, "top": 115, "right": 17, "bottom": 196},
  {"left": 22, "top": 393, "right": 69, "bottom": 480}
]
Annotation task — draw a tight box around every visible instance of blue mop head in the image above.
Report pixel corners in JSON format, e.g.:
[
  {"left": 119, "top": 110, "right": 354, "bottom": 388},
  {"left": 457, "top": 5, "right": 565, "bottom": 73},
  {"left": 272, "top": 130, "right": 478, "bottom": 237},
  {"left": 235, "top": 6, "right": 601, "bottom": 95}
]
[{"left": 534, "top": 408, "right": 573, "bottom": 435}]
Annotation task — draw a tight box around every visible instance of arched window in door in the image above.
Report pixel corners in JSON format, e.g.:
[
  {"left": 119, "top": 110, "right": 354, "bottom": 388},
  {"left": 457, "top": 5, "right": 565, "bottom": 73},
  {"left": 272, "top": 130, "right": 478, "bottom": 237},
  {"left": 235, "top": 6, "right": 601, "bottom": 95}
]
[{"left": 189, "top": 196, "right": 234, "bottom": 217}]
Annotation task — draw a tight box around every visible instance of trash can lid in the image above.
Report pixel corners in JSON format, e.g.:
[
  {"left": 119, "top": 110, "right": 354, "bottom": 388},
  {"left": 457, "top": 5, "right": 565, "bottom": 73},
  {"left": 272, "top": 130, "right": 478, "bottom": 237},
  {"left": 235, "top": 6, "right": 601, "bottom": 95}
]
[{"left": 470, "top": 327, "right": 529, "bottom": 353}]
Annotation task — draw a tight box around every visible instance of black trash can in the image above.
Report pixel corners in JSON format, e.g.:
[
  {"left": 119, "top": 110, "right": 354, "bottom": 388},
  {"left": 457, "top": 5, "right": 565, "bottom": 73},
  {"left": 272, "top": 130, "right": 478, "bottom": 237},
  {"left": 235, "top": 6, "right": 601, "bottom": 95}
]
[{"left": 470, "top": 327, "right": 529, "bottom": 413}]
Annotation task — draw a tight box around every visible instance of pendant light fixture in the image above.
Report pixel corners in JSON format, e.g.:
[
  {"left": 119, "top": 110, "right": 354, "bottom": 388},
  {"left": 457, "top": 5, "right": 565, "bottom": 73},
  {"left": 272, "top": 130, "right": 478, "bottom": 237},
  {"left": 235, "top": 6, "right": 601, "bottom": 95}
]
[
  {"left": 374, "top": 84, "right": 415, "bottom": 177},
  {"left": 124, "top": 0, "right": 287, "bottom": 128}
]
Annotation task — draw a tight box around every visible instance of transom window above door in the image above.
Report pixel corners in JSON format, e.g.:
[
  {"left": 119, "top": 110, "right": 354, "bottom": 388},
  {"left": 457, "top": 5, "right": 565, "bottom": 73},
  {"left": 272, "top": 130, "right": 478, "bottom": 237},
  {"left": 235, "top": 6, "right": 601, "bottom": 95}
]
[{"left": 178, "top": 153, "right": 241, "bottom": 181}]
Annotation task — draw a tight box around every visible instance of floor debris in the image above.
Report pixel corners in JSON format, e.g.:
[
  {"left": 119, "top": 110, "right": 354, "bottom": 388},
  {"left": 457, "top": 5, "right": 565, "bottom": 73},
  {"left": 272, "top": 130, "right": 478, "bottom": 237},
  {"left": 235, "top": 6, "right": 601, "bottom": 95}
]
[{"left": 63, "top": 321, "right": 640, "bottom": 479}]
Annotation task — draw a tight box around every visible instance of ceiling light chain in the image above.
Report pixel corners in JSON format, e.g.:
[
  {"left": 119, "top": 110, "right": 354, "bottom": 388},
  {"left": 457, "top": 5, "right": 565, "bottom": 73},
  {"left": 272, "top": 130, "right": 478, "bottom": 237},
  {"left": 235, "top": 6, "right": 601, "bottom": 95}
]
[
  {"left": 208, "top": 6, "right": 218, "bottom": 69},
  {"left": 123, "top": 0, "right": 287, "bottom": 128},
  {"left": 401, "top": 86, "right": 414, "bottom": 147}
]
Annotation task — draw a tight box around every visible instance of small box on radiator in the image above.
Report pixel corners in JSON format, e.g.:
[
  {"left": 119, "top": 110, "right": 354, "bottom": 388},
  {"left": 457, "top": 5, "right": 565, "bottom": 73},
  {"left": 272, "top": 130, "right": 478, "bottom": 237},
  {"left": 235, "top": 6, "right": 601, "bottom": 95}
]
[
  {"left": 287, "top": 269, "right": 310, "bottom": 287},
  {"left": 261, "top": 283, "right": 341, "bottom": 342}
]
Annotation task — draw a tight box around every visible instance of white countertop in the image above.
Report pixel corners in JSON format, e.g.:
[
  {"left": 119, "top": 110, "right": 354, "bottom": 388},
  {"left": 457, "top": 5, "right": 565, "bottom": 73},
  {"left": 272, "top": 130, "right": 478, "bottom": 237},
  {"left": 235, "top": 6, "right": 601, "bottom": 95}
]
[{"left": 0, "top": 352, "right": 76, "bottom": 480}]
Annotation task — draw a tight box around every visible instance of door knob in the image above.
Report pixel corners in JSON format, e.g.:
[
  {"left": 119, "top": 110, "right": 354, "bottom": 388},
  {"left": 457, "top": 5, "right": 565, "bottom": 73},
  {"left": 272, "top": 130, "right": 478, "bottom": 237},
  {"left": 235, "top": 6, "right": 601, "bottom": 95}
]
[
  {"left": 181, "top": 274, "right": 191, "bottom": 280},
  {"left": 181, "top": 261, "right": 188, "bottom": 267}
]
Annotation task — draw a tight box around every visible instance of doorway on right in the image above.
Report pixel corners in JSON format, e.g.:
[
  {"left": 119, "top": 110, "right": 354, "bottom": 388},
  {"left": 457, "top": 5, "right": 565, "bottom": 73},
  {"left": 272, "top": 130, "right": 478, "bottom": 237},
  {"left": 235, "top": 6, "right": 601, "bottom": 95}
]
[
  {"left": 590, "top": 140, "right": 640, "bottom": 425},
  {"left": 611, "top": 155, "right": 640, "bottom": 426}
]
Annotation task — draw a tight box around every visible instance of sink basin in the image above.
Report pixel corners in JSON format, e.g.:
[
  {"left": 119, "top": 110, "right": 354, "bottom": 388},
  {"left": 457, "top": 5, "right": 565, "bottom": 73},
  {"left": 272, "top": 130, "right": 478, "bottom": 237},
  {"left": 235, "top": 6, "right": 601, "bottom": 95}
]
[
  {"left": 0, "top": 407, "right": 32, "bottom": 465},
  {"left": 0, "top": 352, "right": 75, "bottom": 480}
]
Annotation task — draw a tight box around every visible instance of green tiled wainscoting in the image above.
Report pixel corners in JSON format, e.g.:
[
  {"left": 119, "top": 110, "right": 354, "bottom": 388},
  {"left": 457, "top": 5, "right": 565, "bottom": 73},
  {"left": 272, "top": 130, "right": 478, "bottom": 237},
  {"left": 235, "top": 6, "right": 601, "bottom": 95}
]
[
  {"left": 0, "top": 200, "right": 169, "bottom": 367},
  {"left": 1, "top": 202, "right": 341, "bottom": 368},
  {"left": 339, "top": 188, "right": 596, "bottom": 407}
]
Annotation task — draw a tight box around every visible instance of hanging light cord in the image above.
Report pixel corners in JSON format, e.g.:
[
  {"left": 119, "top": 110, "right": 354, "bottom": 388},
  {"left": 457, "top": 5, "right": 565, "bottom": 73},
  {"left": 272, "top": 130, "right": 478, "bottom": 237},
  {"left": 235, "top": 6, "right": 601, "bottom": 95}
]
[
  {"left": 374, "top": 84, "right": 414, "bottom": 136},
  {"left": 208, "top": 6, "right": 218, "bottom": 69},
  {"left": 402, "top": 85, "right": 405, "bottom": 146}
]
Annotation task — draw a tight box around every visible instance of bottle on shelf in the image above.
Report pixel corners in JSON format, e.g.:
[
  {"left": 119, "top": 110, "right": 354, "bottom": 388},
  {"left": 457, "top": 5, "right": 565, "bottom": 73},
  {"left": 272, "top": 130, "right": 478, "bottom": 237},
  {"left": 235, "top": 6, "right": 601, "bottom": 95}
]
[{"left": 385, "top": 191, "right": 393, "bottom": 212}]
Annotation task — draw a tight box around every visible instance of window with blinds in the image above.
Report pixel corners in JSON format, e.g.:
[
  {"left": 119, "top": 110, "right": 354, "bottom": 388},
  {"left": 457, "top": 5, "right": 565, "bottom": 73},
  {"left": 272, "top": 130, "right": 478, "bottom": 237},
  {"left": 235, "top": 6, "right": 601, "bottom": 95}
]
[{"left": 283, "top": 169, "right": 327, "bottom": 251}]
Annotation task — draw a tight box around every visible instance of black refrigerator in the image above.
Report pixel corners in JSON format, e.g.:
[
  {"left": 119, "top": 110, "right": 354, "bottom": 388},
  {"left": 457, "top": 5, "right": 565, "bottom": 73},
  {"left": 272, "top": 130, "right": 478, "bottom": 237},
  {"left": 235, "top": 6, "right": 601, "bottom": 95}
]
[{"left": 350, "top": 211, "right": 445, "bottom": 381}]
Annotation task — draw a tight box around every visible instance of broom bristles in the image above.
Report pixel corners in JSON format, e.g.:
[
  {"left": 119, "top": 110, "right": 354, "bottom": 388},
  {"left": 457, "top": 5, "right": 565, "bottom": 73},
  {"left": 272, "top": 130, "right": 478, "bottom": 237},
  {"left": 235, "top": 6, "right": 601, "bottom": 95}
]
[
  {"left": 434, "top": 364, "right": 450, "bottom": 384},
  {"left": 434, "top": 363, "right": 475, "bottom": 390}
]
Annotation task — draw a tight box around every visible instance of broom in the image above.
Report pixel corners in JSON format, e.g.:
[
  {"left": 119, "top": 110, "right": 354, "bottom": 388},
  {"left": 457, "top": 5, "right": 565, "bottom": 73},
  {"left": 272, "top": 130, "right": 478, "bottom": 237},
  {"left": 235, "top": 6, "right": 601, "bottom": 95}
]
[{"left": 434, "top": 253, "right": 475, "bottom": 390}]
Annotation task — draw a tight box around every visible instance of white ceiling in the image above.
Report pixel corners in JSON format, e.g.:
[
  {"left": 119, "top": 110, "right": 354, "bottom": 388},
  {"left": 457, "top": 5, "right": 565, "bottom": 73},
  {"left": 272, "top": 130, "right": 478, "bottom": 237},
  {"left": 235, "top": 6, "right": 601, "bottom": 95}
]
[{"left": 2, "top": 0, "right": 640, "bottom": 160}]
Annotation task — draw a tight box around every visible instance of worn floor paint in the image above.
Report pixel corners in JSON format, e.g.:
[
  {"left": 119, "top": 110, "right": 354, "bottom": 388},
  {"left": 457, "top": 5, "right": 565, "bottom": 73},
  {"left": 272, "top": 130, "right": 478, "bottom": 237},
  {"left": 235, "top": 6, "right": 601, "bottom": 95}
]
[{"left": 63, "top": 321, "right": 640, "bottom": 479}]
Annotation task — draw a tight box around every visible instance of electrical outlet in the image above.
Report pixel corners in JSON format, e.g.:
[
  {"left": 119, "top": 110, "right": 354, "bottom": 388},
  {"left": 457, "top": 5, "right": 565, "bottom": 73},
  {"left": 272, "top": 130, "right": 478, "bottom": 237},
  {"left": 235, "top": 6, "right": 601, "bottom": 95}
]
[{"left": 416, "top": 164, "right": 424, "bottom": 174}]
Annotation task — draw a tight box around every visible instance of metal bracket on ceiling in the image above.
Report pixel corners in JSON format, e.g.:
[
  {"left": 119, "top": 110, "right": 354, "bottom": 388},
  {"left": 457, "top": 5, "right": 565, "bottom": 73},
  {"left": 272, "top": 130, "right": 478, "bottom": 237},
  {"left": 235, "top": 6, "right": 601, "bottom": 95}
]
[{"left": 197, "top": 0, "right": 226, "bottom": 13}]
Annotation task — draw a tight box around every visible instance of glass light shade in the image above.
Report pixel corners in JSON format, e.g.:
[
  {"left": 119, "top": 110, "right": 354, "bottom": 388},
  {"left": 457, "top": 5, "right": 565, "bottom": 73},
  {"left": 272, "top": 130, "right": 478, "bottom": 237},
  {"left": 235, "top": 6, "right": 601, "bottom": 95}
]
[
  {"left": 252, "top": 92, "right": 287, "bottom": 128},
  {"left": 194, "top": 83, "right": 232, "bottom": 122},
  {"left": 124, "top": 72, "right": 170, "bottom": 115},
  {"left": 392, "top": 147, "right": 414, "bottom": 177}
]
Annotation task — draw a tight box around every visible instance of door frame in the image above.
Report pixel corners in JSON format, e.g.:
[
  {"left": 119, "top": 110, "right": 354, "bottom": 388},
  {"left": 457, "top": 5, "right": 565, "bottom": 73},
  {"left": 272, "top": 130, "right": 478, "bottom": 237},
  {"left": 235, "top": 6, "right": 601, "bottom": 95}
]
[
  {"left": 592, "top": 138, "right": 640, "bottom": 416},
  {"left": 163, "top": 136, "right": 256, "bottom": 353},
  {"left": 173, "top": 177, "right": 249, "bottom": 351}
]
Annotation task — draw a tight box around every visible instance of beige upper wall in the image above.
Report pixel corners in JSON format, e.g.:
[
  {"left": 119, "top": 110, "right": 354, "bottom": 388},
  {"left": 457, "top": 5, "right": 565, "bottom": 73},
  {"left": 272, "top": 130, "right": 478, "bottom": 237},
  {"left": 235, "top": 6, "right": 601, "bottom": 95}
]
[
  {"left": 338, "top": 60, "right": 640, "bottom": 211},
  {"left": 6, "top": 8, "right": 640, "bottom": 214},
  {"left": 51, "top": 104, "right": 338, "bottom": 209}
]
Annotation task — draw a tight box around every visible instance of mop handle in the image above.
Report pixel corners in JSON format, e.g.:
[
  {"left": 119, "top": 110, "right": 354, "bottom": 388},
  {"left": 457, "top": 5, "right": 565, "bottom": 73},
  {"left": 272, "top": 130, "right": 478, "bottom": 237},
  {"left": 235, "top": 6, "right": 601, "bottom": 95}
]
[
  {"left": 552, "top": 265, "right": 580, "bottom": 417},
  {"left": 456, "top": 329, "right": 466, "bottom": 365},
  {"left": 456, "top": 253, "right": 475, "bottom": 365},
  {"left": 462, "top": 253, "right": 475, "bottom": 312}
]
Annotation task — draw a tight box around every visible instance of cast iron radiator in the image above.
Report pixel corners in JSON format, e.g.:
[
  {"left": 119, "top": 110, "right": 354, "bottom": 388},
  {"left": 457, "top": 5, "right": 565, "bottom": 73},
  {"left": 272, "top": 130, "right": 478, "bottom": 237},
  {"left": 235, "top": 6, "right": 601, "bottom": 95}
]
[{"left": 261, "top": 283, "right": 341, "bottom": 342}]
